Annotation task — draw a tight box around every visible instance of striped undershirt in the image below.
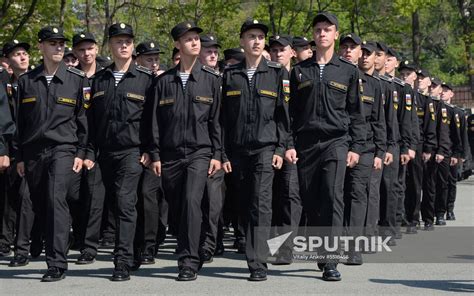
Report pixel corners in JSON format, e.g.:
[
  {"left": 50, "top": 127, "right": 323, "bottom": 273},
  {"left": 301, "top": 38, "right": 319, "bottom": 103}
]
[
  {"left": 45, "top": 75, "right": 54, "bottom": 86},
  {"left": 113, "top": 71, "right": 125, "bottom": 86},
  {"left": 318, "top": 64, "right": 325, "bottom": 80},
  {"left": 247, "top": 67, "right": 257, "bottom": 88},
  {"left": 179, "top": 72, "right": 190, "bottom": 90}
]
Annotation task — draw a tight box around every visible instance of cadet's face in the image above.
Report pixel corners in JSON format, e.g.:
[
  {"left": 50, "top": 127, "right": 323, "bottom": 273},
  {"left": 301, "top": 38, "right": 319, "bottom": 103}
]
[
  {"left": 359, "top": 49, "right": 375, "bottom": 71},
  {"left": 313, "top": 22, "right": 338, "bottom": 49},
  {"left": 374, "top": 51, "right": 386, "bottom": 71},
  {"left": 109, "top": 35, "right": 134, "bottom": 60},
  {"left": 430, "top": 84, "right": 442, "bottom": 96},
  {"left": 63, "top": 55, "right": 78, "bottom": 67},
  {"left": 240, "top": 29, "right": 265, "bottom": 58},
  {"left": 417, "top": 76, "right": 431, "bottom": 91},
  {"left": 176, "top": 31, "right": 201, "bottom": 57},
  {"left": 385, "top": 56, "right": 398, "bottom": 74},
  {"left": 295, "top": 45, "right": 313, "bottom": 62},
  {"left": 7, "top": 47, "right": 29, "bottom": 72},
  {"left": 440, "top": 87, "right": 452, "bottom": 101},
  {"left": 74, "top": 41, "right": 98, "bottom": 65},
  {"left": 137, "top": 54, "right": 160, "bottom": 73},
  {"left": 338, "top": 41, "right": 361, "bottom": 64},
  {"left": 39, "top": 39, "right": 65, "bottom": 63},
  {"left": 269, "top": 44, "right": 294, "bottom": 67},
  {"left": 399, "top": 69, "right": 417, "bottom": 84},
  {"left": 199, "top": 46, "right": 219, "bottom": 67}
]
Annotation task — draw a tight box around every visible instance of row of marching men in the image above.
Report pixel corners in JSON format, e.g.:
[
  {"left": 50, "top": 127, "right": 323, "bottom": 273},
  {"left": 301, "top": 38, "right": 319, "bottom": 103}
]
[{"left": 0, "top": 11, "right": 471, "bottom": 283}]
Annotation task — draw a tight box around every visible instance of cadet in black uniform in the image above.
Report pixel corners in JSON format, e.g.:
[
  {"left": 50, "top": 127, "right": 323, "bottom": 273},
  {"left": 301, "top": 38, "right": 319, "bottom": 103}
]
[
  {"left": 287, "top": 13, "right": 365, "bottom": 281},
  {"left": 420, "top": 77, "right": 450, "bottom": 230},
  {"left": 132, "top": 40, "right": 165, "bottom": 265},
  {"left": 16, "top": 26, "right": 88, "bottom": 281},
  {"left": 221, "top": 19, "right": 290, "bottom": 281},
  {"left": 86, "top": 23, "right": 154, "bottom": 281},
  {"left": 0, "top": 86, "right": 14, "bottom": 167},
  {"left": 404, "top": 68, "right": 437, "bottom": 233},
  {"left": 292, "top": 36, "right": 313, "bottom": 63},
  {"left": 148, "top": 21, "right": 222, "bottom": 281},
  {"left": 339, "top": 38, "right": 386, "bottom": 265}
]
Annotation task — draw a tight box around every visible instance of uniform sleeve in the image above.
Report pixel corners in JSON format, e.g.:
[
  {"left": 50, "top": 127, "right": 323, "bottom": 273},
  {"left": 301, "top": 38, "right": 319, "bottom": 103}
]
[
  {"left": 450, "top": 109, "right": 463, "bottom": 158},
  {"left": 372, "top": 81, "right": 386, "bottom": 159},
  {"left": 347, "top": 68, "right": 366, "bottom": 154},
  {"left": 461, "top": 113, "right": 470, "bottom": 160},
  {"left": 208, "top": 76, "right": 222, "bottom": 161},
  {"left": 0, "top": 86, "right": 14, "bottom": 156},
  {"left": 410, "top": 90, "right": 420, "bottom": 150},
  {"left": 74, "top": 78, "right": 89, "bottom": 160},
  {"left": 398, "top": 87, "right": 412, "bottom": 155},
  {"left": 140, "top": 76, "right": 156, "bottom": 157},
  {"left": 274, "top": 68, "right": 291, "bottom": 157},
  {"left": 149, "top": 79, "right": 161, "bottom": 162},
  {"left": 422, "top": 96, "right": 437, "bottom": 154},
  {"left": 15, "top": 78, "right": 25, "bottom": 162},
  {"left": 383, "top": 83, "right": 399, "bottom": 155},
  {"left": 85, "top": 80, "right": 97, "bottom": 162},
  {"left": 436, "top": 104, "right": 451, "bottom": 157},
  {"left": 288, "top": 67, "right": 299, "bottom": 149}
]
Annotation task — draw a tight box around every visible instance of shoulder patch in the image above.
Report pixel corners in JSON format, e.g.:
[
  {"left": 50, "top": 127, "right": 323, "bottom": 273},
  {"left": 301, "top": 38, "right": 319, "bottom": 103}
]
[
  {"left": 339, "top": 56, "right": 357, "bottom": 67},
  {"left": 267, "top": 60, "right": 282, "bottom": 68},
  {"left": 67, "top": 67, "right": 85, "bottom": 77},
  {"left": 392, "top": 77, "right": 405, "bottom": 86},
  {"left": 202, "top": 65, "right": 220, "bottom": 77},
  {"left": 136, "top": 65, "right": 153, "bottom": 75},
  {"left": 379, "top": 74, "right": 391, "bottom": 82}
]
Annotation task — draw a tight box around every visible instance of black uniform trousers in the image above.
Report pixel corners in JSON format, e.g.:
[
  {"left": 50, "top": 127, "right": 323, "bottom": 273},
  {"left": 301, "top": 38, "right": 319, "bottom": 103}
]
[
  {"left": 0, "top": 165, "right": 23, "bottom": 247},
  {"left": 405, "top": 144, "right": 424, "bottom": 225},
  {"left": 297, "top": 138, "right": 347, "bottom": 262},
  {"left": 161, "top": 151, "right": 210, "bottom": 272},
  {"left": 200, "top": 169, "right": 225, "bottom": 255},
  {"left": 99, "top": 148, "right": 142, "bottom": 267},
  {"left": 421, "top": 159, "right": 438, "bottom": 224},
  {"left": 344, "top": 152, "right": 373, "bottom": 237},
  {"left": 366, "top": 165, "right": 382, "bottom": 237},
  {"left": 272, "top": 161, "right": 302, "bottom": 255},
  {"left": 135, "top": 168, "right": 162, "bottom": 256},
  {"left": 434, "top": 157, "right": 451, "bottom": 218},
  {"left": 80, "top": 163, "right": 107, "bottom": 256},
  {"left": 395, "top": 156, "right": 408, "bottom": 233},
  {"left": 447, "top": 163, "right": 458, "bottom": 213},
  {"left": 379, "top": 145, "right": 400, "bottom": 237},
  {"left": 230, "top": 149, "right": 275, "bottom": 272},
  {"left": 24, "top": 145, "right": 78, "bottom": 270}
]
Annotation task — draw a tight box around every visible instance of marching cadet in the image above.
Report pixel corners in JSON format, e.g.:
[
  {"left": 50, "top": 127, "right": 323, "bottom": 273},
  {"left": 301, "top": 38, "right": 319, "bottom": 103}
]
[
  {"left": 86, "top": 23, "right": 154, "bottom": 281},
  {"left": 15, "top": 26, "right": 88, "bottom": 281},
  {"left": 72, "top": 32, "right": 115, "bottom": 264},
  {"left": 148, "top": 21, "right": 222, "bottom": 281},
  {"left": 440, "top": 84, "right": 464, "bottom": 222},
  {"left": 292, "top": 36, "right": 313, "bottom": 63},
  {"left": 339, "top": 37, "right": 386, "bottom": 265},
  {"left": 223, "top": 47, "right": 245, "bottom": 66},
  {"left": 268, "top": 34, "right": 302, "bottom": 265},
  {"left": 1, "top": 40, "right": 33, "bottom": 262},
  {"left": 136, "top": 41, "right": 165, "bottom": 76},
  {"left": 403, "top": 68, "right": 437, "bottom": 233},
  {"left": 196, "top": 33, "right": 226, "bottom": 264},
  {"left": 420, "top": 77, "right": 450, "bottom": 230},
  {"left": 221, "top": 18, "right": 290, "bottom": 281},
  {"left": 287, "top": 12, "right": 366, "bottom": 281},
  {"left": 367, "top": 41, "right": 398, "bottom": 244},
  {"left": 63, "top": 47, "right": 78, "bottom": 67},
  {"left": 384, "top": 48, "right": 418, "bottom": 240},
  {"left": 133, "top": 40, "right": 166, "bottom": 265},
  {"left": 171, "top": 47, "right": 180, "bottom": 66}
]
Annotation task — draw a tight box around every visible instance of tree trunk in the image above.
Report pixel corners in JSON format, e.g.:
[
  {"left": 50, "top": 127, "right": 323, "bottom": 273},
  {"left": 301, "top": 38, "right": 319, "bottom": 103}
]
[
  {"left": 458, "top": 0, "right": 473, "bottom": 95},
  {"left": 85, "top": 0, "right": 91, "bottom": 32},
  {"left": 268, "top": 3, "right": 276, "bottom": 36},
  {"left": 101, "top": 0, "right": 111, "bottom": 56},
  {"left": 59, "top": 0, "right": 66, "bottom": 27},
  {"left": 11, "top": 0, "right": 38, "bottom": 39},
  {"left": 412, "top": 9, "right": 421, "bottom": 65}
]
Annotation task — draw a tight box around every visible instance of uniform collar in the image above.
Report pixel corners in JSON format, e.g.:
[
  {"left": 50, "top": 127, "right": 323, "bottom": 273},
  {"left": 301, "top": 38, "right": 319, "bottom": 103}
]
[
  {"left": 104, "top": 61, "right": 138, "bottom": 77},
  {"left": 173, "top": 59, "right": 203, "bottom": 82},
  {"left": 33, "top": 61, "right": 67, "bottom": 83},
  {"left": 309, "top": 53, "right": 340, "bottom": 66}
]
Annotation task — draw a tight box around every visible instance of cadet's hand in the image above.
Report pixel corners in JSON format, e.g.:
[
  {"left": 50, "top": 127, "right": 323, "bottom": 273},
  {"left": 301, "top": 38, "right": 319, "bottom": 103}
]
[
  {"left": 435, "top": 154, "right": 444, "bottom": 163},
  {"left": 83, "top": 159, "right": 95, "bottom": 170},
  {"left": 384, "top": 152, "right": 393, "bottom": 166},
  {"left": 150, "top": 161, "right": 161, "bottom": 176},
  {"left": 140, "top": 153, "right": 151, "bottom": 167},
  {"left": 0, "top": 155, "right": 10, "bottom": 171},
  {"left": 373, "top": 157, "right": 383, "bottom": 170},
  {"left": 223, "top": 162, "right": 232, "bottom": 173},
  {"left": 400, "top": 154, "right": 411, "bottom": 165},
  {"left": 285, "top": 149, "right": 298, "bottom": 164},
  {"left": 422, "top": 152, "right": 432, "bottom": 163},
  {"left": 272, "top": 155, "right": 283, "bottom": 170},
  {"left": 408, "top": 149, "right": 416, "bottom": 160},
  {"left": 346, "top": 151, "right": 360, "bottom": 168},
  {"left": 450, "top": 157, "right": 458, "bottom": 166},
  {"left": 73, "top": 158, "right": 83, "bottom": 173},
  {"left": 17, "top": 161, "right": 25, "bottom": 177},
  {"left": 208, "top": 159, "right": 222, "bottom": 177}
]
